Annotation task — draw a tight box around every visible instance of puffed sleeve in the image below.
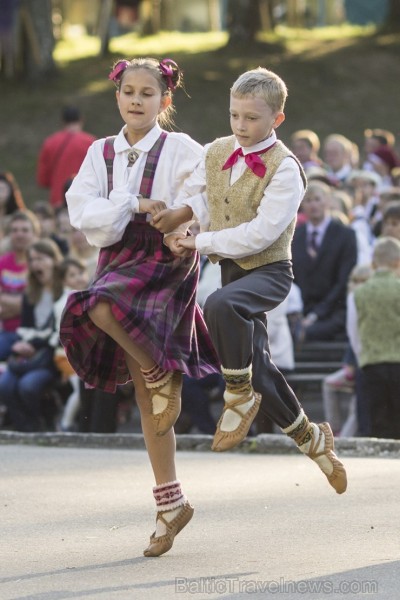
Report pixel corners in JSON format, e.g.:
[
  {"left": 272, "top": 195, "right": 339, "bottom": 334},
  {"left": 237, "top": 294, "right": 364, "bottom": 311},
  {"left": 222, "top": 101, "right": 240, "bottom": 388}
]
[{"left": 66, "top": 141, "right": 140, "bottom": 248}]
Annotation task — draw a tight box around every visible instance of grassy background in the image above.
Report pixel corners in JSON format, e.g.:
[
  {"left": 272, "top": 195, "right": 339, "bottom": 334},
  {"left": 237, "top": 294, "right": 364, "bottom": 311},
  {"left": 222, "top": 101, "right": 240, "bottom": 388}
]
[{"left": 1, "top": 26, "right": 400, "bottom": 205}]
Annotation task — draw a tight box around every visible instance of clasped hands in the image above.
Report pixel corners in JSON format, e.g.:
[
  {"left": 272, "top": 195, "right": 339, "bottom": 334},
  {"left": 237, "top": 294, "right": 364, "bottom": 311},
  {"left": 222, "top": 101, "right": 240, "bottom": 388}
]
[{"left": 139, "top": 197, "right": 195, "bottom": 257}]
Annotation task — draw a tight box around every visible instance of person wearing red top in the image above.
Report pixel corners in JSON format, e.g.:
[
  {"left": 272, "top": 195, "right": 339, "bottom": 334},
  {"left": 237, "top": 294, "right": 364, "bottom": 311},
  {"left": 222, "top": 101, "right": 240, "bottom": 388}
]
[
  {"left": 0, "top": 211, "right": 40, "bottom": 360},
  {"left": 36, "top": 106, "right": 96, "bottom": 208}
]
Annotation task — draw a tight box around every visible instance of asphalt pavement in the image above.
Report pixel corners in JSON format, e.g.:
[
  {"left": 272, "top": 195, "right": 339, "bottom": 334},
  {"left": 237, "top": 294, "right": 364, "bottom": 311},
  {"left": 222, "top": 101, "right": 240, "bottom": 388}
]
[{"left": 1, "top": 442, "right": 400, "bottom": 600}]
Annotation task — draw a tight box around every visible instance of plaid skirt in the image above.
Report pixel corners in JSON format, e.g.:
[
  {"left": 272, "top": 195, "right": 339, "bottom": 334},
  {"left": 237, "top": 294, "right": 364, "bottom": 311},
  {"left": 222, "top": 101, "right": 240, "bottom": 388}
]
[{"left": 60, "top": 220, "right": 220, "bottom": 392}]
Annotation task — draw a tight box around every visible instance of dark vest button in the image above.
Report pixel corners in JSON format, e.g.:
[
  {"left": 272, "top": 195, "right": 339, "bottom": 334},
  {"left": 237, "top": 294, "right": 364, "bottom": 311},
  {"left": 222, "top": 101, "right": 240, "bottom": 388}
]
[
  {"left": 225, "top": 215, "right": 230, "bottom": 221},
  {"left": 224, "top": 198, "right": 229, "bottom": 203}
]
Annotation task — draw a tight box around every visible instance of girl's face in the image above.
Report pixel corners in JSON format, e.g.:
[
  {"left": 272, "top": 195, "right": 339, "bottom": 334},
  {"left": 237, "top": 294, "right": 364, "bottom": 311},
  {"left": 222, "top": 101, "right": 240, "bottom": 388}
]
[
  {"left": 64, "top": 264, "right": 88, "bottom": 290},
  {"left": 229, "top": 94, "right": 285, "bottom": 148},
  {"left": 29, "top": 250, "right": 56, "bottom": 287},
  {"left": 116, "top": 68, "right": 171, "bottom": 144}
]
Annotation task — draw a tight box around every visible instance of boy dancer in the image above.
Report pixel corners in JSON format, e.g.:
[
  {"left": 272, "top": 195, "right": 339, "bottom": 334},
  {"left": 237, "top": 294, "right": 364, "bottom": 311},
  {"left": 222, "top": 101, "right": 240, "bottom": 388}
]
[{"left": 153, "top": 67, "right": 347, "bottom": 494}]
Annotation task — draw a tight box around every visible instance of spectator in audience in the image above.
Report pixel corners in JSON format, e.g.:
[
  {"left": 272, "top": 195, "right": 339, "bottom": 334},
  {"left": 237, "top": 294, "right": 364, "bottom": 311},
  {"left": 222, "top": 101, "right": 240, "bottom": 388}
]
[
  {"left": 368, "top": 146, "right": 400, "bottom": 190},
  {"left": 290, "top": 129, "right": 323, "bottom": 170},
  {"left": 36, "top": 105, "right": 96, "bottom": 208},
  {"left": 346, "top": 169, "right": 380, "bottom": 264},
  {"left": 0, "top": 239, "right": 63, "bottom": 431},
  {"left": 0, "top": 171, "right": 25, "bottom": 217},
  {"left": 362, "top": 128, "right": 396, "bottom": 172},
  {"left": 372, "top": 188, "right": 400, "bottom": 237},
  {"left": 347, "top": 237, "right": 400, "bottom": 439},
  {"left": 176, "top": 254, "right": 222, "bottom": 435},
  {"left": 322, "top": 263, "right": 373, "bottom": 437},
  {"left": 0, "top": 171, "right": 26, "bottom": 254},
  {"left": 322, "top": 133, "right": 358, "bottom": 187},
  {"left": 53, "top": 257, "right": 89, "bottom": 432},
  {"left": 380, "top": 200, "right": 400, "bottom": 241},
  {"left": 0, "top": 211, "right": 40, "bottom": 361},
  {"left": 68, "top": 228, "right": 99, "bottom": 281},
  {"left": 292, "top": 180, "right": 358, "bottom": 342},
  {"left": 31, "top": 201, "right": 69, "bottom": 256},
  {"left": 329, "top": 188, "right": 352, "bottom": 224}
]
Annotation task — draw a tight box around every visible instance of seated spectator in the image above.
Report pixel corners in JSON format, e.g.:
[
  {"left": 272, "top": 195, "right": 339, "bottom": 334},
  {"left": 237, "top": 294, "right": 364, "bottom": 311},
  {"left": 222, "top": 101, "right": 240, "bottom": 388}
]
[
  {"left": 292, "top": 180, "right": 358, "bottom": 342},
  {"left": 391, "top": 167, "right": 400, "bottom": 187},
  {"left": 0, "top": 171, "right": 25, "bottom": 214},
  {"left": 368, "top": 146, "right": 400, "bottom": 190},
  {"left": 31, "top": 201, "right": 69, "bottom": 256},
  {"left": 53, "top": 257, "right": 89, "bottom": 432},
  {"left": 175, "top": 254, "right": 222, "bottom": 435},
  {"left": 290, "top": 129, "right": 323, "bottom": 170},
  {"left": 346, "top": 169, "right": 381, "bottom": 264},
  {"left": 362, "top": 127, "right": 396, "bottom": 172},
  {"left": 330, "top": 188, "right": 353, "bottom": 224},
  {"left": 0, "top": 171, "right": 26, "bottom": 254},
  {"left": 0, "top": 239, "right": 63, "bottom": 431},
  {"left": 68, "top": 228, "right": 99, "bottom": 281},
  {"left": 380, "top": 200, "right": 400, "bottom": 241},
  {"left": 0, "top": 211, "right": 40, "bottom": 361},
  {"left": 322, "top": 133, "right": 358, "bottom": 187},
  {"left": 372, "top": 189, "right": 400, "bottom": 237},
  {"left": 347, "top": 237, "right": 400, "bottom": 439}
]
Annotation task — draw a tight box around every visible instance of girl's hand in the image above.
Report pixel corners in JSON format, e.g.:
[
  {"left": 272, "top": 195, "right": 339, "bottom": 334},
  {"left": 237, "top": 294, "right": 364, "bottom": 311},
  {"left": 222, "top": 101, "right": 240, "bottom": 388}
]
[
  {"left": 152, "top": 206, "right": 193, "bottom": 233},
  {"left": 139, "top": 197, "right": 167, "bottom": 217},
  {"left": 151, "top": 209, "right": 182, "bottom": 233}
]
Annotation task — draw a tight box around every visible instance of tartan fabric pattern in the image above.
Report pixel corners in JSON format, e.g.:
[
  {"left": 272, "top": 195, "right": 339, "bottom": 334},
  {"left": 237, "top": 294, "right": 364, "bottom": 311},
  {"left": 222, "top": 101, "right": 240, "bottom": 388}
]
[{"left": 60, "top": 133, "right": 220, "bottom": 392}]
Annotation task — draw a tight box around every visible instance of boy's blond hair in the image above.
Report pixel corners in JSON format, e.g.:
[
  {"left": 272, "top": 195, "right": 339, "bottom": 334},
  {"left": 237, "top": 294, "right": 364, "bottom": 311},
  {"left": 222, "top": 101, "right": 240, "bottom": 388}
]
[
  {"left": 231, "top": 67, "right": 287, "bottom": 113},
  {"left": 372, "top": 236, "right": 400, "bottom": 268}
]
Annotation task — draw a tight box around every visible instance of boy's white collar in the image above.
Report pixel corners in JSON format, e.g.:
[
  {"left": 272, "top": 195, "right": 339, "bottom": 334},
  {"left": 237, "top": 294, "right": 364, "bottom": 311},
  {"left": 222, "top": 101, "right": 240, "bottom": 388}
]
[{"left": 234, "top": 130, "right": 277, "bottom": 154}]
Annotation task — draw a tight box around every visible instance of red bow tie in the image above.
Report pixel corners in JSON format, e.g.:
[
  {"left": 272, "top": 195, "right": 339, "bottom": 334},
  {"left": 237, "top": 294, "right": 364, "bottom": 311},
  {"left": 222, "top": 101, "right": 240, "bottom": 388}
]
[{"left": 222, "top": 143, "right": 275, "bottom": 178}]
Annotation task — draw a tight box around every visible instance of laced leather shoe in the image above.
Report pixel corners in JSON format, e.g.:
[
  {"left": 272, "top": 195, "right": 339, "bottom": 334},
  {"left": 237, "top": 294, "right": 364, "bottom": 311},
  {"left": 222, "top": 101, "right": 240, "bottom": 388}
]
[
  {"left": 211, "top": 390, "right": 261, "bottom": 452},
  {"left": 148, "top": 371, "right": 182, "bottom": 436},
  {"left": 303, "top": 422, "right": 347, "bottom": 494},
  {"left": 143, "top": 501, "right": 194, "bottom": 557}
]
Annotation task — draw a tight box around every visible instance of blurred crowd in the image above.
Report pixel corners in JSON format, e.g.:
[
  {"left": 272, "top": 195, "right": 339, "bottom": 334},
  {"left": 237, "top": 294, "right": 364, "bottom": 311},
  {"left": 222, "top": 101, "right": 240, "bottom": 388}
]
[{"left": 1, "top": 113, "right": 399, "bottom": 439}]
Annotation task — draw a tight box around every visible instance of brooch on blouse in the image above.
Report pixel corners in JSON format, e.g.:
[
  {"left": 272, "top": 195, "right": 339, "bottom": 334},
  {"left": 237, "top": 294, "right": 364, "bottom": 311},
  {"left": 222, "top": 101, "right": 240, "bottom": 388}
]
[{"left": 127, "top": 149, "right": 140, "bottom": 166}]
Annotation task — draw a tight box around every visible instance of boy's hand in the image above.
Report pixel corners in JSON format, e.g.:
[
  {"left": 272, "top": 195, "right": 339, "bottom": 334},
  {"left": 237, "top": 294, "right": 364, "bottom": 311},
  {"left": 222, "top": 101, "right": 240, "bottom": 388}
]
[
  {"left": 164, "top": 233, "right": 192, "bottom": 257},
  {"left": 152, "top": 206, "right": 194, "bottom": 233},
  {"left": 139, "top": 197, "right": 167, "bottom": 217},
  {"left": 177, "top": 236, "right": 196, "bottom": 252}
]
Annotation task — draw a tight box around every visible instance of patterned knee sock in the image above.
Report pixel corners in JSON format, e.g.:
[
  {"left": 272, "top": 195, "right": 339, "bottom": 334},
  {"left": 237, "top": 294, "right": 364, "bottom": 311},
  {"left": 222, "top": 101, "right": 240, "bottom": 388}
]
[
  {"left": 153, "top": 480, "right": 186, "bottom": 537},
  {"left": 220, "top": 366, "right": 255, "bottom": 431},
  {"left": 282, "top": 411, "right": 333, "bottom": 475}
]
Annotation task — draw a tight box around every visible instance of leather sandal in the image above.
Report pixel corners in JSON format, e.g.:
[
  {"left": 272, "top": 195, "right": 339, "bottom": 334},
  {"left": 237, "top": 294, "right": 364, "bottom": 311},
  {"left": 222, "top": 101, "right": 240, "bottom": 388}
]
[
  {"left": 148, "top": 371, "right": 182, "bottom": 436},
  {"left": 211, "top": 391, "right": 261, "bottom": 452},
  {"left": 143, "top": 501, "right": 194, "bottom": 557},
  {"left": 306, "top": 422, "right": 347, "bottom": 494}
]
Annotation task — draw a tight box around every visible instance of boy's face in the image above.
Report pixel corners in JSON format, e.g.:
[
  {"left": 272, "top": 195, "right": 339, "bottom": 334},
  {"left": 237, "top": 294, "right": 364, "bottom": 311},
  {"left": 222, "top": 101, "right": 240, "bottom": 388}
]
[
  {"left": 382, "top": 217, "right": 400, "bottom": 241},
  {"left": 229, "top": 94, "right": 284, "bottom": 148}
]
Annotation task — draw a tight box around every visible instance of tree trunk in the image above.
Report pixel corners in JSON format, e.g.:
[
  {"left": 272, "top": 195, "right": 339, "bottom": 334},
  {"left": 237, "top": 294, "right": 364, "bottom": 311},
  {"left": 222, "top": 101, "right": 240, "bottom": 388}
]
[
  {"left": 18, "top": 0, "right": 56, "bottom": 78},
  {"left": 382, "top": 0, "right": 400, "bottom": 31},
  {"left": 226, "top": 0, "right": 261, "bottom": 45}
]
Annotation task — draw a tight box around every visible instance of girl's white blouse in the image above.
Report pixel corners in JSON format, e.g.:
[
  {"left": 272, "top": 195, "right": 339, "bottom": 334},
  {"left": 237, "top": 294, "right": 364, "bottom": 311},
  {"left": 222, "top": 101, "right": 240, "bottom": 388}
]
[{"left": 66, "top": 124, "right": 203, "bottom": 248}]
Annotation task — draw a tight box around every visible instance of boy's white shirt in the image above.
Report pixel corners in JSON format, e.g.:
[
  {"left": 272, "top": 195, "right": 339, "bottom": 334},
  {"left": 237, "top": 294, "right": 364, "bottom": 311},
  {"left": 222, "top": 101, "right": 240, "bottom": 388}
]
[
  {"left": 172, "top": 130, "right": 305, "bottom": 259},
  {"left": 65, "top": 123, "right": 203, "bottom": 248}
]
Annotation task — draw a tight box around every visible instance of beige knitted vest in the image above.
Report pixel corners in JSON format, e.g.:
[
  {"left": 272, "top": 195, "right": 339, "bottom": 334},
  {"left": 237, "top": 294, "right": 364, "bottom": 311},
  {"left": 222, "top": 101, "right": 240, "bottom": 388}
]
[{"left": 205, "top": 135, "right": 306, "bottom": 269}]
